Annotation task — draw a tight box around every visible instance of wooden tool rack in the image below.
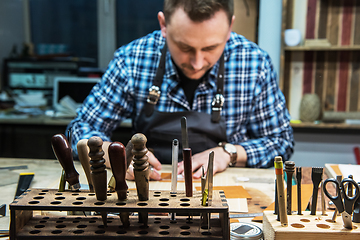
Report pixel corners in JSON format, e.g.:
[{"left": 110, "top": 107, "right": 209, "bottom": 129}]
[
  {"left": 263, "top": 210, "right": 360, "bottom": 240},
  {"left": 10, "top": 188, "right": 229, "bottom": 239}
]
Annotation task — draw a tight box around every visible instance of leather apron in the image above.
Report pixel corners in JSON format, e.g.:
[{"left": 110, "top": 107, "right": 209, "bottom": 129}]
[{"left": 133, "top": 44, "right": 227, "bottom": 164}]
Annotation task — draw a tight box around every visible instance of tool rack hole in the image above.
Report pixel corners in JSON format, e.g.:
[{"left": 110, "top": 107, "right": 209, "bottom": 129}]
[
  {"left": 116, "top": 230, "right": 127, "bottom": 234},
  {"left": 55, "top": 197, "right": 65, "bottom": 200},
  {"left": 91, "top": 217, "right": 98, "bottom": 220},
  {"left": 116, "top": 202, "right": 126, "bottom": 206},
  {"left": 71, "top": 193, "right": 79, "bottom": 196},
  {"left": 220, "top": 194, "right": 226, "bottom": 198},
  {"left": 59, "top": 217, "right": 66, "bottom": 220},
  {"left": 170, "top": 194, "right": 177, "bottom": 197},
  {"left": 77, "top": 225, "right": 87, "bottom": 228},
  {"left": 28, "top": 201, "right": 39, "bottom": 204},
  {"left": 154, "top": 217, "right": 161, "bottom": 221},
  {"left": 316, "top": 224, "right": 330, "bottom": 229},
  {"left": 94, "top": 201, "right": 105, "bottom": 205},
  {"left": 180, "top": 225, "right": 190, "bottom": 229},
  {"left": 180, "top": 203, "right": 190, "bottom": 207},
  {"left": 300, "top": 219, "right": 310, "bottom": 222},
  {"left": 50, "top": 201, "right": 62, "bottom": 205},
  {"left": 137, "top": 202, "right": 148, "bottom": 206},
  {"left": 153, "top": 194, "right": 161, "bottom": 197},
  {"left": 138, "top": 230, "right": 148, "bottom": 234},
  {"left": 76, "top": 197, "right": 86, "bottom": 200},
  {"left": 154, "top": 191, "right": 161, "bottom": 194},
  {"left": 88, "top": 193, "right": 95, "bottom": 196},
  {"left": 39, "top": 220, "right": 47, "bottom": 223},
  {"left": 159, "top": 203, "right": 169, "bottom": 206},
  {"left": 291, "top": 223, "right": 305, "bottom": 228},
  {"left": 107, "top": 193, "right": 112, "bottom": 196},
  {"left": 180, "top": 231, "right": 191, "bottom": 235},
  {"left": 98, "top": 225, "right": 105, "bottom": 228},
  {"left": 202, "top": 231, "right": 211, "bottom": 235},
  {"left": 72, "top": 201, "right": 83, "bottom": 205},
  {"left": 89, "top": 220, "right": 96, "bottom": 223},
  {"left": 159, "top": 198, "right": 169, "bottom": 201},
  {"left": 73, "top": 220, "right": 80, "bottom": 223},
  {"left": 42, "top": 217, "right": 49, "bottom": 219},
  {"left": 51, "top": 230, "right": 62, "bottom": 234},
  {"left": 29, "top": 230, "right": 41, "bottom": 234},
  {"left": 160, "top": 225, "right": 170, "bottom": 229},
  {"left": 180, "top": 198, "right": 190, "bottom": 202},
  {"left": 34, "top": 225, "right": 45, "bottom": 228},
  {"left": 56, "top": 220, "right": 63, "bottom": 223},
  {"left": 33, "top": 196, "right": 44, "bottom": 200},
  {"left": 159, "top": 231, "right": 169, "bottom": 235},
  {"left": 73, "top": 230, "right": 84, "bottom": 234},
  {"left": 41, "top": 190, "right": 49, "bottom": 192},
  {"left": 38, "top": 193, "right": 46, "bottom": 195},
  {"left": 75, "top": 217, "right": 82, "bottom": 220},
  {"left": 95, "top": 230, "right": 106, "bottom": 234},
  {"left": 55, "top": 193, "right": 63, "bottom": 195},
  {"left": 170, "top": 220, "right": 177, "bottom": 224},
  {"left": 56, "top": 225, "right": 66, "bottom": 228}
]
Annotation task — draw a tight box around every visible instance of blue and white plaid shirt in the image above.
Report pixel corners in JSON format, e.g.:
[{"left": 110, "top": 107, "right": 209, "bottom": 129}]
[{"left": 68, "top": 30, "right": 294, "bottom": 168}]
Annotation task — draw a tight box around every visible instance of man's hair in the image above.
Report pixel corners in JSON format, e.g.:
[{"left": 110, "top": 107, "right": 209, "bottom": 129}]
[{"left": 163, "top": 0, "right": 234, "bottom": 25}]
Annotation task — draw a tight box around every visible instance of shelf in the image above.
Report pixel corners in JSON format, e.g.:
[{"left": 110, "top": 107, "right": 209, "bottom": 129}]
[
  {"left": 284, "top": 45, "right": 360, "bottom": 51},
  {"left": 291, "top": 122, "right": 360, "bottom": 134}
]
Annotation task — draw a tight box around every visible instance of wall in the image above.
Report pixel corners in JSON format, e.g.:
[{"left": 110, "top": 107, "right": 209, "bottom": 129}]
[{"left": 0, "top": 0, "right": 24, "bottom": 90}]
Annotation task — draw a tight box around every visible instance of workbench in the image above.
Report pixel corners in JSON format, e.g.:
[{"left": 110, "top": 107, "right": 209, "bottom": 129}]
[
  {"left": 0, "top": 158, "right": 335, "bottom": 239},
  {"left": 0, "top": 158, "right": 277, "bottom": 232}
]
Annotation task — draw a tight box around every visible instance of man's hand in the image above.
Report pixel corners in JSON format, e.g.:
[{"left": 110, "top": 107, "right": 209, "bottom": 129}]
[
  {"left": 177, "top": 145, "right": 247, "bottom": 178},
  {"left": 125, "top": 151, "right": 162, "bottom": 181},
  {"left": 177, "top": 147, "right": 229, "bottom": 179}
]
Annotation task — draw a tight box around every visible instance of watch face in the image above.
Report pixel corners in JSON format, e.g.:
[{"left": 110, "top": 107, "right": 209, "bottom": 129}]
[{"left": 224, "top": 143, "right": 236, "bottom": 153}]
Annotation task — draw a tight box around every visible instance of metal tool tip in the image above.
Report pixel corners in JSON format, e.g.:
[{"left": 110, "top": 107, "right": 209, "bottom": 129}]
[
  {"left": 173, "top": 139, "right": 178, "bottom": 145},
  {"left": 70, "top": 183, "right": 81, "bottom": 191}
]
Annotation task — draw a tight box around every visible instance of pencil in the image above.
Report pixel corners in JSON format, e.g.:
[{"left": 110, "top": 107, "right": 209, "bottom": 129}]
[{"left": 274, "top": 156, "right": 288, "bottom": 227}]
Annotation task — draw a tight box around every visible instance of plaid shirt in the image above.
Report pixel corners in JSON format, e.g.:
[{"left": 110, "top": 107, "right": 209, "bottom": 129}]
[{"left": 68, "top": 30, "right": 294, "bottom": 168}]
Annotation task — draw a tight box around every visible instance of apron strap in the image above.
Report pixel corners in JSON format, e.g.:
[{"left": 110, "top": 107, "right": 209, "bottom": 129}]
[
  {"left": 211, "top": 53, "right": 225, "bottom": 123},
  {"left": 145, "top": 43, "right": 167, "bottom": 117}
]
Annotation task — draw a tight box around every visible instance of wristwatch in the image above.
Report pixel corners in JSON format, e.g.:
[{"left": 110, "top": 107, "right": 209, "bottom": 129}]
[{"left": 218, "top": 142, "right": 237, "bottom": 167}]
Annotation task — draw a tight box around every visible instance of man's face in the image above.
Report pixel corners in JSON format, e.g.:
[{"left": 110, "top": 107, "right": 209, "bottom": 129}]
[{"left": 158, "top": 8, "right": 234, "bottom": 80}]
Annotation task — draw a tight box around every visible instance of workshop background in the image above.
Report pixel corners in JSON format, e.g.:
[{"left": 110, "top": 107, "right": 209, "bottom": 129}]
[{"left": 0, "top": 0, "right": 360, "bottom": 167}]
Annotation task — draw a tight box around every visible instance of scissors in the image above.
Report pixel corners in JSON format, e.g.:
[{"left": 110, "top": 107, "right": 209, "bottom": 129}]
[{"left": 323, "top": 177, "right": 360, "bottom": 229}]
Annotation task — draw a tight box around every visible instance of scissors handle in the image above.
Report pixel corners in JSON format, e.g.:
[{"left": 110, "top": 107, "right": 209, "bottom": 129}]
[
  {"left": 323, "top": 178, "right": 344, "bottom": 213},
  {"left": 341, "top": 178, "right": 360, "bottom": 214}
]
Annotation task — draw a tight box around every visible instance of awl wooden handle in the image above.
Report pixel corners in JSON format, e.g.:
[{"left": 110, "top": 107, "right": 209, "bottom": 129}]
[
  {"left": 108, "top": 141, "right": 128, "bottom": 200},
  {"left": 51, "top": 133, "right": 80, "bottom": 190}
]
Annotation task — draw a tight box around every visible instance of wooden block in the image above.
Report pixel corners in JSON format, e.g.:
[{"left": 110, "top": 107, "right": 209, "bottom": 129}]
[
  {"left": 263, "top": 210, "right": 360, "bottom": 240},
  {"left": 252, "top": 184, "right": 314, "bottom": 222}
]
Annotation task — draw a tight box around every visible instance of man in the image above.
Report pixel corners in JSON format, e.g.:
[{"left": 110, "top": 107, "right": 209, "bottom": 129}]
[{"left": 67, "top": 0, "right": 294, "bottom": 180}]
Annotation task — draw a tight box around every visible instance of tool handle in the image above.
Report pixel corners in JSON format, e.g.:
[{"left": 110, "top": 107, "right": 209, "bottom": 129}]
[
  {"left": 342, "top": 178, "right": 360, "bottom": 213},
  {"left": 108, "top": 141, "right": 128, "bottom": 200},
  {"left": 77, "top": 139, "right": 94, "bottom": 192},
  {"left": 171, "top": 139, "right": 179, "bottom": 193},
  {"left": 88, "top": 136, "right": 107, "bottom": 201},
  {"left": 51, "top": 134, "right": 79, "bottom": 186},
  {"left": 323, "top": 178, "right": 344, "bottom": 213},
  {"left": 183, "top": 148, "right": 193, "bottom": 197}
]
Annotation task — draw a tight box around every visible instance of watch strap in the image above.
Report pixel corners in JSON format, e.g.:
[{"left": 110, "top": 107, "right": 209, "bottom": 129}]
[{"left": 218, "top": 142, "right": 237, "bottom": 167}]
